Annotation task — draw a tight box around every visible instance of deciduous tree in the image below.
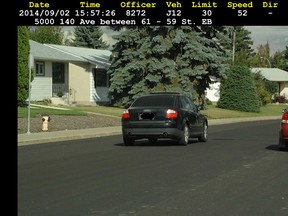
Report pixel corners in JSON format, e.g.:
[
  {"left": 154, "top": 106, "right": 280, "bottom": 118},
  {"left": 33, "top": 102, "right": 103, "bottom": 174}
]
[{"left": 29, "top": 26, "right": 64, "bottom": 44}]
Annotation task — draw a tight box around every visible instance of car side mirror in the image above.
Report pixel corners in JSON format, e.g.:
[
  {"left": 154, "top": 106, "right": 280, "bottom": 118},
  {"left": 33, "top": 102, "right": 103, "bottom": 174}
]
[{"left": 196, "top": 105, "right": 202, "bottom": 111}]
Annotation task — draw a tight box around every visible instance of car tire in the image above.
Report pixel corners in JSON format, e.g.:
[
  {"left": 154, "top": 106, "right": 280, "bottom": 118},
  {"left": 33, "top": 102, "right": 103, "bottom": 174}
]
[
  {"left": 198, "top": 121, "right": 208, "bottom": 142},
  {"left": 123, "top": 136, "right": 135, "bottom": 146},
  {"left": 148, "top": 138, "right": 157, "bottom": 144},
  {"left": 278, "top": 135, "right": 287, "bottom": 151},
  {"left": 178, "top": 123, "right": 189, "bottom": 146}
]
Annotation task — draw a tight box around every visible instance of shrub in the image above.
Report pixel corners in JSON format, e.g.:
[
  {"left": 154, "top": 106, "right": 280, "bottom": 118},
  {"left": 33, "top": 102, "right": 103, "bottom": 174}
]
[
  {"left": 272, "top": 95, "right": 287, "bottom": 103},
  {"left": 57, "top": 91, "right": 64, "bottom": 97},
  {"left": 42, "top": 98, "right": 52, "bottom": 105},
  {"left": 257, "top": 87, "right": 271, "bottom": 106},
  {"left": 217, "top": 65, "right": 260, "bottom": 112}
]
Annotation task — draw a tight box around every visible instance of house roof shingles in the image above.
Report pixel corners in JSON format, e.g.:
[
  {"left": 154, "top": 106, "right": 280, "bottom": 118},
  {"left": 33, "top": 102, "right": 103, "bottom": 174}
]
[
  {"left": 251, "top": 68, "right": 288, "bottom": 82},
  {"left": 29, "top": 40, "right": 111, "bottom": 68},
  {"left": 29, "top": 40, "right": 84, "bottom": 62},
  {"left": 46, "top": 44, "right": 111, "bottom": 68}
]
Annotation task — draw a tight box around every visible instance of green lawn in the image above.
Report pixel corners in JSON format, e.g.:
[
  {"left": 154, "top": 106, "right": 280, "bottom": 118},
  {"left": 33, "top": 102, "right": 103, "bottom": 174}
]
[
  {"left": 18, "top": 103, "right": 288, "bottom": 119},
  {"left": 201, "top": 104, "right": 287, "bottom": 119},
  {"left": 17, "top": 106, "right": 87, "bottom": 118}
]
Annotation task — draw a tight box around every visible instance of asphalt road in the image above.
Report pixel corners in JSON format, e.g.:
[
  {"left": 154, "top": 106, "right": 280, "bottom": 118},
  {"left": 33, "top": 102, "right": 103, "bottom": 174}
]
[{"left": 18, "top": 120, "right": 288, "bottom": 216}]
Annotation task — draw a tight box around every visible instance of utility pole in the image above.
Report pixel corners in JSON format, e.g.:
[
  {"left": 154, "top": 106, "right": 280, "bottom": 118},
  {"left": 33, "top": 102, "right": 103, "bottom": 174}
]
[{"left": 27, "top": 68, "right": 32, "bottom": 134}]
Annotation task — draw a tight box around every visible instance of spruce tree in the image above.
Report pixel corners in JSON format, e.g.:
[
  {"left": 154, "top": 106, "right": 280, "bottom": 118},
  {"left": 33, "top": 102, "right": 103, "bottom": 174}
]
[
  {"left": 222, "top": 26, "right": 256, "bottom": 66},
  {"left": 108, "top": 26, "right": 231, "bottom": 107},
  {"left": 217, "top": 65, "right": 260, "bottom": 112},
  {"left": 73, "top": 26, "right": 109, "bottom": 49},
  {"left": 284, "top": 45, "right": 288, "bottom": 71}
]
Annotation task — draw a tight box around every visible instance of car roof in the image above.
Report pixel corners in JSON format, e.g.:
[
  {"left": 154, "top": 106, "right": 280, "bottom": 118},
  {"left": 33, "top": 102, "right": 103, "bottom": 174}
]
[{"left": 149, "top": 92, "right": 181, "bottom": 95}]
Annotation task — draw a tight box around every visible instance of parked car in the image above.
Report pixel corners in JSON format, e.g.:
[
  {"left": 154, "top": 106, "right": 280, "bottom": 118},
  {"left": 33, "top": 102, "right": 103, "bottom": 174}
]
[
  {"left": 279, "top": 108, "right": 288, "bottom": 150},
  {"left": 121, "top": 92, "right": 208, "bottom": 146}
]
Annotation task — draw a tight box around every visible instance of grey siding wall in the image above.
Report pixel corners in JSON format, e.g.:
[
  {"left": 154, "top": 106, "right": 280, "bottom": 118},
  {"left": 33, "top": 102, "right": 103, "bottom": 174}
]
[
  {"left": 31, "top": 76, "right": 52, "bottom": 101},
  {"left": 90, "top": 70, "right": 110, "bottom": 103},
  {"left": 30, "top": 61, "right": 53, "bottom": 101}
]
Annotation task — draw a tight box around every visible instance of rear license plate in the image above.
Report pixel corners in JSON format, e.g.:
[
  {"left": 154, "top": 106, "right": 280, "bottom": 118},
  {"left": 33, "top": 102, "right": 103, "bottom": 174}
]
[{"left": 139, "top": 113, "right": 155, "bottom": 120}]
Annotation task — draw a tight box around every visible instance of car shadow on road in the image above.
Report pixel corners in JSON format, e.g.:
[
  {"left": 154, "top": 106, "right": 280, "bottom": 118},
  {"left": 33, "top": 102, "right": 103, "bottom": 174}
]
[
  {"left": 116, "top": 139, "right": 199, "bottom": 147},
  {"left": 266, "top": 145, "right": 288, "bottom": 152}
]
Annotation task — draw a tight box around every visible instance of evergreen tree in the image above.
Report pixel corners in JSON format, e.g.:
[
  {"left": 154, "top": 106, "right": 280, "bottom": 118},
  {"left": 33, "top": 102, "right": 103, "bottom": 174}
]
[
  {"left": 217, "top": 65, "right": 260, "bottom": 112},
  {"left": 108, "top": 27, "right": 149, "bottom": 106},
  {"left": 272, "top": 50, "right": 287, "bottom": 70},
  {"left": 273, "top": 45, "right": 288, "bottom": 71},
  {"left": 73, "top": 26, "right": 109, "bottom": 49},
  {"left": 18, "top": 26, "right": 31, "bottom": 106},
  {"left": 285, "top": 45, "right": 288, "bottom": 71},
  {"left": 108, "top": 26, "right": 231, "bottom": 107},
  {"left": 229, "top": 26, "right": 255, "bottom": 66},
  {"left": 29, "top": 26, "right": 64, "bottom": 44}
]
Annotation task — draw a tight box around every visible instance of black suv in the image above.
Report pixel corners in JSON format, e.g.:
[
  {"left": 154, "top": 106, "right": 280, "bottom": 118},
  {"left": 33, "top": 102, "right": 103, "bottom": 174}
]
[{"left": 121, "top": 92, "right": 208, "bottom": 146}]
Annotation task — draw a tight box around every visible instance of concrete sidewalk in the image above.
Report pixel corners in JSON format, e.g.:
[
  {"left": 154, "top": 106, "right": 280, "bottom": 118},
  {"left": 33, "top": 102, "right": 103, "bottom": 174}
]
[{"left": 17, "top": 116, "right": 280, "bottom": 146}]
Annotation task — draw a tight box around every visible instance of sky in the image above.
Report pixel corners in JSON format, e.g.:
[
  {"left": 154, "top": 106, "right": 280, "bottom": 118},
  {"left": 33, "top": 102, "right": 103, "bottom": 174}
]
[
  {"left": 244, "top": 26, "right": 288, "bottom": 54},
  {"left": 101, "top": 26, "right": 288, "bottom": 55},
  {"left": 65, "top": 26, "right": 288, "bottom": 55}
]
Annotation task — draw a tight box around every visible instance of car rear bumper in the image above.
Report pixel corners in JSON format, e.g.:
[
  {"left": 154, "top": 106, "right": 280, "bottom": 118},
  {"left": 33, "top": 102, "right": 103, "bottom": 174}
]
[
  {"left": 122, "top": 127, "right": 182, "bottom": 140},
  {"left": 281, "top": 124, "right": 288, "bottom": 137}
]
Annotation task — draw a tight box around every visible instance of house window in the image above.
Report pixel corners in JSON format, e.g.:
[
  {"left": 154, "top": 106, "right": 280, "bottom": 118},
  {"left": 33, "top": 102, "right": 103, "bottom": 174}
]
[
  {"left": 94, "top": 69, "right": 108, "bottom": 87},
  {"left": 35, "top": 61, "right": 45, "bottom": 76},
  {"left": 52, "top": 63, "right": 65, "bottom": 84}
]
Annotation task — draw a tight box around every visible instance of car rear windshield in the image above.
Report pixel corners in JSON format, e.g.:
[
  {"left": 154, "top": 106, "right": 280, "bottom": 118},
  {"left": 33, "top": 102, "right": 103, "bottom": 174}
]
[{"left": 131, "top": 95, "right": 177, "bottom": 107}]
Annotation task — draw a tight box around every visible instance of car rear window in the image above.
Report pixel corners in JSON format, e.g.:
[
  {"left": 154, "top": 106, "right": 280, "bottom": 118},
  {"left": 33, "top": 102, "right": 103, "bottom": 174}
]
[{"left": 131, "top": 95, "right": 177, "bottom": 107}]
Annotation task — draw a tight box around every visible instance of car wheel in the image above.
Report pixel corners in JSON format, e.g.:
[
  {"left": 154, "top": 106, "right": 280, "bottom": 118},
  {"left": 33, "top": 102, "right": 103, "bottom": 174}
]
[
  {"left": 278, "top": 135, "right": 287, "bottom": 151},
  {"left": 178, "top": 123, "right": 189, "bottom": 145},
  {"left": 123, "top": 136, "right": 135, "bottom": 146},
  {"left": 198, "top": 121, "right": 208, "bottom": 142},
  {"left": 148, "top": 138, "right": 157, "bottom": 144}
]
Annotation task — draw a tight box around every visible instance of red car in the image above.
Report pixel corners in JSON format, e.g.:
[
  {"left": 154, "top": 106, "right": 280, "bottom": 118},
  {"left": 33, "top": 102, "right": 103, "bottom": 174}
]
[{"left": 279, "top": 108, "right": 288, "bottom": 150}]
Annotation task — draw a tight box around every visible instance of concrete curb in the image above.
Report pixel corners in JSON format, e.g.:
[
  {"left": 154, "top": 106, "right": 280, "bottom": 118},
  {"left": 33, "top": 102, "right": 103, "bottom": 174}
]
[{"left": 18, "top": 126, "right": 122, "bottom": 146}]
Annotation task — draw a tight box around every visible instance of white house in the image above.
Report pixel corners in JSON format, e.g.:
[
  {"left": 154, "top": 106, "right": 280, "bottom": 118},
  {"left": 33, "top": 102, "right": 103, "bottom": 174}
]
[
  {"left": 28, "top": 40, "right": 111, "bottom": 105},
  {"left": 206, "top": 67, "right": 288, "bottom": 103},
  {"left": 251, "top": 67, "right": 288, "bottom": 97},
  {"left": 205, "top": 76, "right": 220, "bottom": 103}
]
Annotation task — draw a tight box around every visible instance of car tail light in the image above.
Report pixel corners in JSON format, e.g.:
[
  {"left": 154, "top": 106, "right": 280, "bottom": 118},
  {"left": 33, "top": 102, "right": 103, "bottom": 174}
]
[
  {"left": 282, "top": 112, "right": 288, "bottom": 123},
  {"left": 122, "top": 110, "right": 130, "bottom": 119},
  {"left": 166, "top": 109, "right": 178, "bottom": 118}
]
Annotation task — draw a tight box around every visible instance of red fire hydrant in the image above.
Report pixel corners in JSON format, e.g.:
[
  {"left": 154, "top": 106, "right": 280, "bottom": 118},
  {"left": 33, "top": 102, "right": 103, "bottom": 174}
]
[{"left": 41, "top": 114, "right": 51, "bottom": 131}]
